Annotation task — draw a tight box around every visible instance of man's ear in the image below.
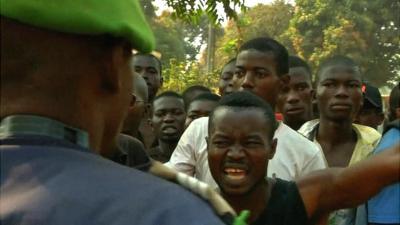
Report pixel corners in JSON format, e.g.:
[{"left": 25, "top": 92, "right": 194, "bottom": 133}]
[
  {"left": 279, "top": 74, "right": 290, "bottom": 94},
  {"left": 269, "top": 138, "right": 277, "bottom": 160},
  {"left": 358, "top": 93, "right": 364, "bottom": 110},
  {"left": 205, "top": 136, "right": 209, "bottom": 151},
  {"left": 130, "top": 94, "right": 137, "bottom": 107},
  {"left": 160, "top": 76, "right": 164, "bottom": 87},
  {"left": 279, "top": 74, "right": 290, "bottom": 86},
  {"left": 99, "top": 46, "right": 126, "bottom": 93},
  {"left": 396, "top": 107, "right": 400, "bottom": 119},
  {"left": 144, "top": 103, "right": 152, "bottom": 116},
  {"left": 312, "top": 89, "right": 317, "bottom": 104},
  {"left": 148, "top": 118, "right": 154, "bottom": 130}
]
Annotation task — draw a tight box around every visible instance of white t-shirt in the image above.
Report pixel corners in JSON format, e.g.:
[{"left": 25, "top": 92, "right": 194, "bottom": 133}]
[{"left": 166, "top": 117, "right": 326, "bottom": 188}]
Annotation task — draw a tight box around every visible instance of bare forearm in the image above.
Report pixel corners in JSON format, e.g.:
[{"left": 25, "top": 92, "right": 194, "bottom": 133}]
[
  {"left": 149, "top": 160, "right": 177, "bottom": 181},
  {"left": 333, "top": 144, "right": 400, "bottom": 208},
  {"left": 299, "top": 145, "right": 400, "bottom": 218}
]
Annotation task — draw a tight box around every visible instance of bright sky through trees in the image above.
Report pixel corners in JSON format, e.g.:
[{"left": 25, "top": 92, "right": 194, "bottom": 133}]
[{"left": 153, "top": 0, "right": 293, "bottom": 23}]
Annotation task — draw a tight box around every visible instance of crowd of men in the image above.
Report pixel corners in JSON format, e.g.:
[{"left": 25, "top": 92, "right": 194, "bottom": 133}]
[{"left": 1, "top": 1, "right": 399, "bottom": 225}]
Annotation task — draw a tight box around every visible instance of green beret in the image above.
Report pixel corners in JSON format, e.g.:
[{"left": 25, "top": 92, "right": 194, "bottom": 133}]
[{"left": 0, "top": 0, "right": 155, "bottom": 53}]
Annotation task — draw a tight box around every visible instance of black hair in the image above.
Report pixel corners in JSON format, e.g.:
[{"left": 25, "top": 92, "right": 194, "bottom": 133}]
[
  {"left": 389, "top": 83, "right": 400, "bottom": 121},
  {"left": 238, "top": 37, "right": 289, "bottom": 76},
  {"left": 190, "top": 93, "right": 221, "bottom": 105},
  {"left": 208, "top": 91, "right": 278, "bottom": 139},
  {"left": 224, "top": 58, "right": 236, "bottom": 67},
  {"left": 316, "top": 55, "right": 361, "bottom": 82},
  {"left": 289, "top": 55, "right": 312, "bottom": 75},
  {"left": 133, "top": 53, "right": 162, "bottom": 75},
  {"left": 182, "top": 85, "right": 211, "bottom": 106},
  {"left": 153, "top": 91, "right": 183, "bottom": 103},
  {"left": 182, "top": 85, "right": 211, "bottom": 96}
]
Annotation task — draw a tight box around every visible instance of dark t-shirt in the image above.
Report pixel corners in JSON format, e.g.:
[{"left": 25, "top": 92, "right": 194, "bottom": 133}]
[
  {"left": 253, "top": 179, "right": 308, "bottom": 225},
  {"left": 148, "top": 145, "right": 171, "bottom": 163},
  {"left": 139, "top": 116, "right": 156, "bottom": 149},
  {"left": 112, "top": 134, "right": 152, "bottom": 171}
]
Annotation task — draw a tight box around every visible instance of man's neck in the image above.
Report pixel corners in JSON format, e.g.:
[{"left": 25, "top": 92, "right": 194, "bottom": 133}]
[
  {"left": 285, "top": 119, "right": 306, "bottom": 131},
  {"left": 222, "top": 181, "right": 269, "bottom": 223},
  {"left": 1, "top": 94, "right": 105, "bottom": 154},
  {"left": 317, "top": 117, "right": 355, "bottom": 144},
  {"left": 158, "top": 140, "right": 178, "bottom": 157}
]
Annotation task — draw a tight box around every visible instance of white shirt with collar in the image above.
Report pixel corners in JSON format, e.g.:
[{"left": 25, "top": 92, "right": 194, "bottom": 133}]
[{"left": 166, "top": 117, "right": 326, "bottom": 188}]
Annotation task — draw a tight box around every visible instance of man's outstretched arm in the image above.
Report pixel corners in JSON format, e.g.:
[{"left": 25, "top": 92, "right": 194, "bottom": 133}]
[{"left": 297, "top": 144, "right": 400, "bottom": 221}]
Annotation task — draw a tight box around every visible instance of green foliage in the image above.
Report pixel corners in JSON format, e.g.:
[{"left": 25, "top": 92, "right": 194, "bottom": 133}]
[
  {"left": 214, "top": 1, "right": 294, "bottom": 70},
  {"left": 139, "top": 0, "right": 399, "bottom": 88},
  {"left": 137, "top": 1, "right": 224, "bottom": 92},
  {"left": 164, "top": 0, "right": 247, "bottom": 25},
  {"left": 153, "top": 12, "right": 187, "bottom": 63},
  {"left": 140, "top": 0, "right": 157, "bottom": 20},
  {"left": 161, "top": 59, "right": 220, "bottom": 94},
  {"left": 286, "top": 0, "right": 400, "bottom": 86},
  {"left": 139, "top": 2, "right": 211, "bottom": 66}
]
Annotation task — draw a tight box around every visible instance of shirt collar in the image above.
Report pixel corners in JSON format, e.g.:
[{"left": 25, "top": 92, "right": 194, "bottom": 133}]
[
  {"left": 0, "top": 115, "right": 89, "bottom": 149},
  {"left": 301, "top": 119, "right": 380, "bottom": 146},
  {"left": 298, "top": 119, "right": 320, "bottom": 140}
]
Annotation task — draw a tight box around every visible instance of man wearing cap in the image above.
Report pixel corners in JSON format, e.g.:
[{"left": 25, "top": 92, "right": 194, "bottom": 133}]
[
  {"left": 0, "top": 1, "right": 229, "bottom": 224},
  {"left": 354, "top": 83, "right": 384, "bottom": 130}
]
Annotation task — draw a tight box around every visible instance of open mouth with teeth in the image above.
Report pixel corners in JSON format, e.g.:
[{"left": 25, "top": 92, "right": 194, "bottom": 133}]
[{"left": 223, "top": 167, "right": 248, "bottom": 184}]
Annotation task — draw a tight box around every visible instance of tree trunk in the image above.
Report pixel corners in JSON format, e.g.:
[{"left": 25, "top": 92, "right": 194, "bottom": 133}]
[{"left": 206, "top": 22, "right": 215, "bottom": 73}]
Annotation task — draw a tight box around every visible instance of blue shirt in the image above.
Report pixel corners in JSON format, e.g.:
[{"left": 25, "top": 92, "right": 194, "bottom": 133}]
[
  {"left": 0, "top": 116, "right": 225, "bottom": 225},
  {"left": 367, "top": 127, "right": 400, "bottom": 224}
]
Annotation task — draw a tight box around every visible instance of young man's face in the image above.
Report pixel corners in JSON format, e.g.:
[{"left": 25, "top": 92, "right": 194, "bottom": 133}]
[
  {"left": 132, "top": 55, "right": 162, "bottom": 102},
  {"left": 151, "top": 96, "right": 186, "bottom": 143},
  {"left": 316, "top": 65, "right": 363, "bottom": 122},
  {"left": 277, "top": 67, "right": 313, "bottom": 128},
  {"left": 234, "top": 50, "right": 286, "bottom": 107},
  {"left": 208, "top": 107, "right": 276, "bottom": 195},
  {"left": 185, "top": 100, "right": 218, "bottom": 128},
  {"left": 219, "top": 62, "right": 236, "bottom": 96}
]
